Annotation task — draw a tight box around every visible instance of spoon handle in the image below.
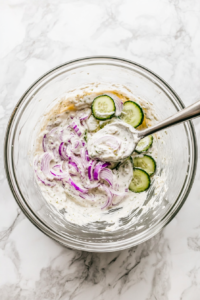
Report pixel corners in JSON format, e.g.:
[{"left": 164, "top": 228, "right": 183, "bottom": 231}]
[{"left": 138, "top": 100, "right": 200, "bottom": 138}]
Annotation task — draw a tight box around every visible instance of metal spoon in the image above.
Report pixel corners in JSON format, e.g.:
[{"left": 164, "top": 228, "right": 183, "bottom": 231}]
[
  {"left": 137, "top": 99, "right": 200, "bottom": 139},
  {"left": 88, "top": 100, "right": 200, "bottom": 162}
]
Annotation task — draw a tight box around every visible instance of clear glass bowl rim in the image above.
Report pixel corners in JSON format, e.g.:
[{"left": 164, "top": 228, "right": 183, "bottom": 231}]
[{"left": 4, "top": 56, "right": 197, "bottom": 252}]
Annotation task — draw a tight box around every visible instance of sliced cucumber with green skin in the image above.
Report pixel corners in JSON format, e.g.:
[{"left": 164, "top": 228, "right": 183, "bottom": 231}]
[
  {"left": 135, "top": 135, "right": 153, "bottom": 153},
  {"left": 92, "top": 95, "right": 116, "bottom": 120},
  {"left": 129, "top": 168, "right": 150, "bottom": 193},
  {"left": 120, "top": 101, "right": 144, "bottom": 128},
  {"left": 133, "top": 155, "right": 156, "bottom": 176}
]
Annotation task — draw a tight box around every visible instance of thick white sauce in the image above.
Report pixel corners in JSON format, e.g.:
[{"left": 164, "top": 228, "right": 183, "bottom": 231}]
[
  {"left": 33, "top": 87, "right": 166, "bottom": 231},
  {"left": 88, "top": 120, "right": 140, "bottom": 162}
]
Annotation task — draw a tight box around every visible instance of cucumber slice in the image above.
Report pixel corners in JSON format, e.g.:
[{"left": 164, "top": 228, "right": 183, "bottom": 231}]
[
  {"left": 135, "top": 135, "right": 153, "bottom": 153},
  {"left": 120, "top": 101, "right": 144, "bottom": 128},
  {"left": 92, "top": 95, "right": 116, "bottom": 120},
  {"left": 129, "top": 168, "right": 150, "bottom": 193},
  {"left": 133, "top": 155, "right": 156, "bottom": 176}
]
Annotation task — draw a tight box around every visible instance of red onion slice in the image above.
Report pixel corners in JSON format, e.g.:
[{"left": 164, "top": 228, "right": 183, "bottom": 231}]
[
  {"left": 42, "top": 127, "right": 64, "bottom": 153},
  {"left": 50, "top": 171, "right": 68, "bottom": 180},
  {"left": 85, "top": 150, "right": 90, "bottom": 162},
  {"left": 80, "top": 115, "right": 89, "bottom": 121},
  {"left": 88, "top": 160, "right": 97, "bottom": 181},
  {"left": 50, "top": 163, "right": 69, "bottom": 180},
  {"left": 106, "top": 93, "right": 123, "bottom": 116},
  {"left": 69, "top": 161, "right": 78, "bottom": 172},
  {"left": 41, "top": 152, "right": 54, "bottom": 180},
  {"left": 70, "top": 136, "right": 81, "bottom": 154},
  {"left": 93, "top": 164, "right": 101, "bottom": 180},
  {"left": 101, "top": 185, "right": 113, "bottom": 209},
  {"left": 70, "top": 153, "right": 85, "bottom": 178},
  {"left": 52, "top": 147, "right": 60, "bottom": 161},
  {"left": 37, "top": 174, "right": 56, "bottom": 186},
  {"left": 99, "top": 168, "right": 113, "bottom": 186},
  {"left": 84, "top": 181, "right": 100, "bottom": 189},
  {"left": 93, "top": 162, "right": 110, "bottom": 181},
  {"left": 49, "top": 127, "right": 58, "bottom": 135},
  {"left": 80, "top": 148, "right": 90, "bottom": 169},
  {"left": 52, "top": 163, "right": 62, "bottom": 171},
  {"left": 68, "top": 178, "right": 88, "bottom": 193},
  {"left": 75, "top": 141, "right": 79, "bottom": 148},
  {"left": 42, "top": 134, "right": 48, "bottom": 152},
  {"left": 71, "top": 122, "right": 82, "bottom": 137},
  {"left": 59, "top": 142, "right": 69, "bottom": 161},
  {"left": 34, "top": 157, "right": 55, "bottom": 187}
]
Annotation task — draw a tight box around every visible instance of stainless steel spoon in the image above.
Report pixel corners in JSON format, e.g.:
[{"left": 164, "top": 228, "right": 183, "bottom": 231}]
[
  {"left": 88, "top": 100, "right": 200, "bottom": 162},
  {"left": 137, "top": 99, "right": 200, "bottom": 139}
]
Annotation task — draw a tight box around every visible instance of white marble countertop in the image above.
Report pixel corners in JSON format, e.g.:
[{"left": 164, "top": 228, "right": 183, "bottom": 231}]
[{"left": 1, "top": 0, "right": 200, "bottom": 299}]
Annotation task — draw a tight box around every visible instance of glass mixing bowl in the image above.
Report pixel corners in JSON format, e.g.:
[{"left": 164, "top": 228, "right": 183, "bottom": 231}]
[{"left": 4, "top": 57, "right": 197, "bottom": 252}]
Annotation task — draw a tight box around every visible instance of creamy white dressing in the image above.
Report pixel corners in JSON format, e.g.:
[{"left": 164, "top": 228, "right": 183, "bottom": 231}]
[
  {"left": 88, "top": 119, "right": 140, "bottom": 162},
  {"left": 33, "top": 87, "right": 166, "bottom": 231},
  {"left": 86, "top": 115, "right": 99, "bottom": 132}
]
